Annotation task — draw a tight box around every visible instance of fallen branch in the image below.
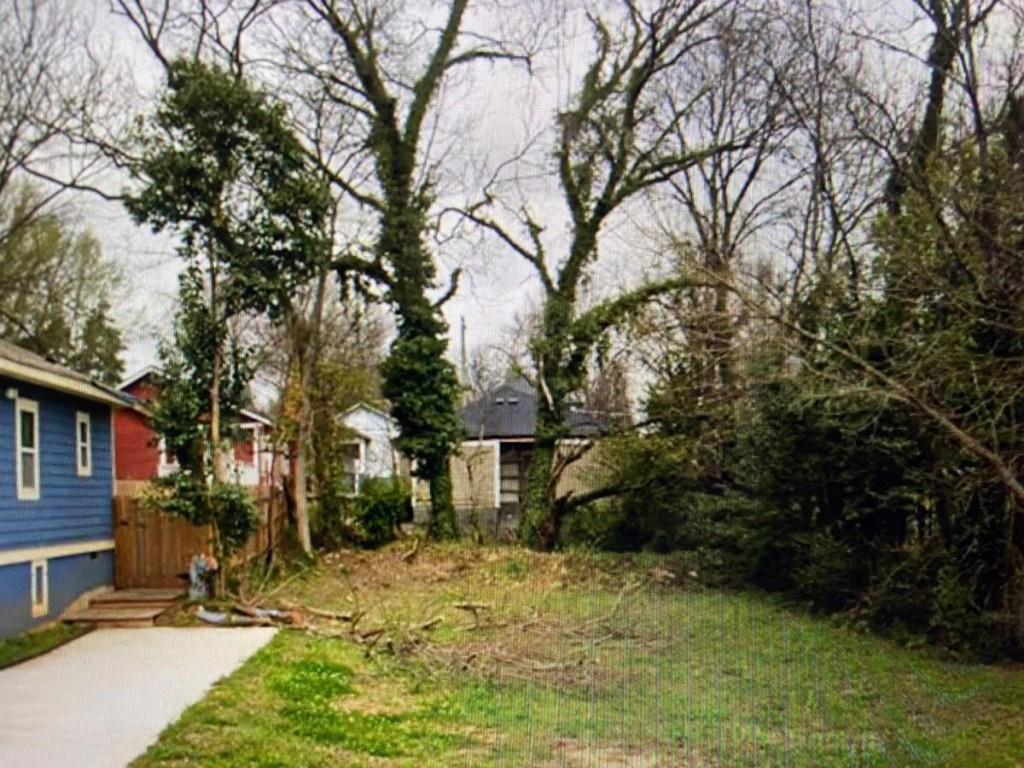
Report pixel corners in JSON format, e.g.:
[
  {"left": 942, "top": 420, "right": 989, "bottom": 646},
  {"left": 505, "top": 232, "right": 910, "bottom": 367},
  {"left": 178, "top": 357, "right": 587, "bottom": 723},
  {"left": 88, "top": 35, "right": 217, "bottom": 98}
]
[
  {"left": 453, "top": 601, "right": 491, "bottom": 611},
  {"left": 304, "top": 606, "right": 355, "bottom": 622},
  {"left": 416, "top": 616, "right": 443, "bottom": 631},
  {"left": 357, "top": 627, "right": 385, "bottom": 642},
  {"left": 454, "top": 601, "right": 490, "bottom": 629},
  {"left": 233, "top": 604, "right": 296, "bottom": 624},
  {"left": 401, "top": 537, "right": 420, "bottom": 563}
]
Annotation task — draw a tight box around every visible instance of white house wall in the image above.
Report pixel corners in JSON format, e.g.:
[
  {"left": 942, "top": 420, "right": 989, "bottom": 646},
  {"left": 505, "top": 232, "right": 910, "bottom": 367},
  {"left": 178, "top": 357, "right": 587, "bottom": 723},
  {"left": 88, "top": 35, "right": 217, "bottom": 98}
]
[{"left": 340, "top": 407, "right": 399, "bottom": 479}]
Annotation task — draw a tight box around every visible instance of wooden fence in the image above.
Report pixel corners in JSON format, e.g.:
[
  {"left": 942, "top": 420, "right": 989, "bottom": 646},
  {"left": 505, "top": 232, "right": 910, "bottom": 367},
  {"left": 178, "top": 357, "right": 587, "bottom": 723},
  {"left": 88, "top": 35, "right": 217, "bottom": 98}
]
[{"left": 112, "top": 488, "right": 288, "bottom": 590}]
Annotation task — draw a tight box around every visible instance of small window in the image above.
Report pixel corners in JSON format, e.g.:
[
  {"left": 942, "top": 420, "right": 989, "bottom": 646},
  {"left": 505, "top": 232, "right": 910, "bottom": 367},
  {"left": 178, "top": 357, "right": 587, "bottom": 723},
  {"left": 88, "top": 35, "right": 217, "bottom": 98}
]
[
  {"left": 15, "top": 398, "right": 40, "bottom": 500},
  {"left": 30, "top": 559, "right": 48, "bottom": 618},
  {"left": 500, "top": 458, "right": 521, "bottom": 504},
  {"left": 76, "top": 411, "right": 92, "bottom": 477}
]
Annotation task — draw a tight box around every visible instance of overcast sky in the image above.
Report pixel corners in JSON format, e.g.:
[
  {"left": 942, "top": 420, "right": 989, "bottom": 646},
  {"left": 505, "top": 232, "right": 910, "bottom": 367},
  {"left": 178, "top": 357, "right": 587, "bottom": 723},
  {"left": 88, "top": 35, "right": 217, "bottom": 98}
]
[
  {"left": 68, "top": 0, "right": 571, "bottom": 382},
  {"left": 57, "top": 0, "right": 1003, "bottom": 398}
]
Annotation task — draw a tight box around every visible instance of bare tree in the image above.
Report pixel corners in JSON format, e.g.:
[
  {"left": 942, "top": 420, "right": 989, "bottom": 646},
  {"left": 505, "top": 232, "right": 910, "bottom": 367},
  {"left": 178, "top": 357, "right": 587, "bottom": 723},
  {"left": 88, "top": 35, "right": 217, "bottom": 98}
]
[
  {"left": 641, "top": 5, "right": 795, "bottom": 417},
  {"left": 267, "top": 0, "right": 534, "bottom": 538},
  {"left": 448, "top": 0, "right": 764, "bottom": 548},
  {"left": 0, "top": 0, "right": 112, "bottom": 245}
]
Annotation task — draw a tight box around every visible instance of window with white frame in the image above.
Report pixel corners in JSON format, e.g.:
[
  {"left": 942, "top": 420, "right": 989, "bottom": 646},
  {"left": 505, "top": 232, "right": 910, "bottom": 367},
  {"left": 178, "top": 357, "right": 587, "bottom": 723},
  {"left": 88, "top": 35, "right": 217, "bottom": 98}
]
[
  {"left": 76, "top": 411, "right": 92, "bottom": 477},
  {"left": 30, "top": 559, "right": 48, "bottom": 617},
  {"left": 15, "top": 398, "right": 40, "bottom": 500}
]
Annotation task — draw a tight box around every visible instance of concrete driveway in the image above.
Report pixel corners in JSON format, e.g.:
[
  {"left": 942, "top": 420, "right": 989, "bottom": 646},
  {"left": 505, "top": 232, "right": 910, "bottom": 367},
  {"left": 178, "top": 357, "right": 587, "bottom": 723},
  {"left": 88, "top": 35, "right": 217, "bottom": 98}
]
[{"left": 0, "top": 627, "right": 277, "bottom": 768}]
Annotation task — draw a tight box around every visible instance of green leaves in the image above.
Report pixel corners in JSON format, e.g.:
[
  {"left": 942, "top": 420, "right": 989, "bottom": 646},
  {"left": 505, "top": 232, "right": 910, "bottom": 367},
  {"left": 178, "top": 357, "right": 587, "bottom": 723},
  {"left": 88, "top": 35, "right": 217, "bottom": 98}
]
[
  {"left": 144, "top": 473, "right": 258, "bottom": 558},
  {"left": 381, "top": 333, "right": 462, "bottom": 479},
  {"left": 125, "top": 59, "right": 332, "bottom": 319},
  {"left": 0, "top": 183, "right": 124, "bottom": 383}
]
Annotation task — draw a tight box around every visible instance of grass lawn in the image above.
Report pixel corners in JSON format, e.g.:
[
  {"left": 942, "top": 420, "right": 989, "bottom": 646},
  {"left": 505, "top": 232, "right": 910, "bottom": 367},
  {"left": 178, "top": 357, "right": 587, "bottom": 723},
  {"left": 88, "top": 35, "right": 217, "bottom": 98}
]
[
  {"left": 133, "top": 545, "right": 1024, "bottom": 768},
  {"left": 0, "top": 622, "right": 89, "bottom": 669}
]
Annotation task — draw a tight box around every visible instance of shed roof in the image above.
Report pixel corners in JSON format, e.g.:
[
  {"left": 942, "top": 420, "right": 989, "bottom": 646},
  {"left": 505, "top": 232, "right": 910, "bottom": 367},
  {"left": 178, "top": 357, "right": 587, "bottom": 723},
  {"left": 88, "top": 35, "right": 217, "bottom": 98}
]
[
  {"left": 0, "top": 339, "right": 131, "bottom": 408},
  {"left": 459, "top": 378, "right": 610, "bottom": 440}
]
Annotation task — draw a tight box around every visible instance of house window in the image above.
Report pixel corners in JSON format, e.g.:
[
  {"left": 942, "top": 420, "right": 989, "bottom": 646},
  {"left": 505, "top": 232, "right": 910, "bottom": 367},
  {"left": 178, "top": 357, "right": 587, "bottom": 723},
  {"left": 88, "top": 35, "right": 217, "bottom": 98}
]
[
  {"left": 30, "top": 559, "right": 48, "bottom": 618},
  {"left": 15, "top": 398, "right": 40, "bottom": 500},
  {"left": 338, "top": 442, "right": 362, "bottom": 494},
  {"left": 76, "top": 411, "right": 92, "bottom": 477}
]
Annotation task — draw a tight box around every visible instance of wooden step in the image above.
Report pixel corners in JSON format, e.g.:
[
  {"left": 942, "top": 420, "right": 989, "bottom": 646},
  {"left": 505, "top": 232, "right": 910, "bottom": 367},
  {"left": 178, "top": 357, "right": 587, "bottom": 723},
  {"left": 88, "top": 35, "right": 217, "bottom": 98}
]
[
  {"left": 90, "top": 588, "right": 185, "bottom": 605},
  {"left": 89, "top": 598, "right": 181, "bottom": 610},
  {"left": 88, "top": 589, "right": 183, "bottom": 611},
  {"left": 64, "top": 606, "right": 169, "bottom": 629}
]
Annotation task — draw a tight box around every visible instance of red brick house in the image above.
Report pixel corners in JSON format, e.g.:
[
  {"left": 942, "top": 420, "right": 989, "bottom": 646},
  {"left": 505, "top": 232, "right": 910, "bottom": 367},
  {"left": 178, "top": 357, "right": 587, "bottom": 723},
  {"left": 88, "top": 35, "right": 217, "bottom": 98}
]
[{"left": 114, "top": 367, "right": 281, "bottom": 489}]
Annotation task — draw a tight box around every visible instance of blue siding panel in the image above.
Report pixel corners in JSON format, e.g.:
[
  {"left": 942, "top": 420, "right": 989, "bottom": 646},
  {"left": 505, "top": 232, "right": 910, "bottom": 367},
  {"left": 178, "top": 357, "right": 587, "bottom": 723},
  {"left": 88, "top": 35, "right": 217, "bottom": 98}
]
[
  {"left": 0, "top": 551, "right": 113, "bottom": 636},
  {"left": 0, "top": 375, "right": 114, "bottom": 552},
  {"left": 48, "top": 550, "right": 113, "bottom": 618},
  {"left": 0, "top": 561, "right": 31, "bottom": 637}
]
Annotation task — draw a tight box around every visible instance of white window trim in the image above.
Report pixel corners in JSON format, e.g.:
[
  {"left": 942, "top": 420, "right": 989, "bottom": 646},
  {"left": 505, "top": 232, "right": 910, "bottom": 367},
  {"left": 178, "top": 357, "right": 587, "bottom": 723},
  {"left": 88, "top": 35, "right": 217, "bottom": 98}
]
[
  {"left": 30, "top": 559, "right": 48, "bottom": 618},
  {"left": 76, "top": 411, "right": 92, "bottom": 477},
  {"left": 15, "top": 397, "right": 40, "bottom": 501}
]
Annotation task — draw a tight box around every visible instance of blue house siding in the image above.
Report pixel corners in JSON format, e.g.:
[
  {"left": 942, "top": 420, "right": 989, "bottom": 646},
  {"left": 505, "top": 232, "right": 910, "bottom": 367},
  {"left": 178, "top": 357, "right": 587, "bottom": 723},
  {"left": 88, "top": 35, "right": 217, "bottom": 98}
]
[
  {"left": 0, "top": 374, "right": 116, "bottom": 637},
  {"left": 0, "top": 551, "right": 113, "bottom": 636},
  {"left": 0, "top": 376, "right": 114, "bottom": 550}
]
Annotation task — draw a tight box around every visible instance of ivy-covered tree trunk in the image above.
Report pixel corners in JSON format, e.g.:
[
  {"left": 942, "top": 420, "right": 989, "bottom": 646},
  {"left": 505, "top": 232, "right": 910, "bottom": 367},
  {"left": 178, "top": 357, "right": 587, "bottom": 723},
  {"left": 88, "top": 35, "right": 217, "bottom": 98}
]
[
  {"left": 520, "top": 435, "right": 557, "bottom": 549},
  {"left": 378, "top": 191, "right": 461, "bottom": 537},
  {"left": 453, "top": 5, "right": 742, "bottom": 550},
  {"left": 301, "top": 0, "right": 529, "bottom": 540},
  {"left": 427, "top": 456, "right": 458, "bottom": 539}
]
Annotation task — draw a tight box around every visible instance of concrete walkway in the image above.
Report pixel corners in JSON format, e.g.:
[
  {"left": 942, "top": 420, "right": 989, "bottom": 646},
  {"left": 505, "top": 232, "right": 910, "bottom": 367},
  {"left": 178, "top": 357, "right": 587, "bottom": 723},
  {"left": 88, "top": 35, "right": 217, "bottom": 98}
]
[{"left": 0, "top": 627, "right": 277, "bottom": 768}]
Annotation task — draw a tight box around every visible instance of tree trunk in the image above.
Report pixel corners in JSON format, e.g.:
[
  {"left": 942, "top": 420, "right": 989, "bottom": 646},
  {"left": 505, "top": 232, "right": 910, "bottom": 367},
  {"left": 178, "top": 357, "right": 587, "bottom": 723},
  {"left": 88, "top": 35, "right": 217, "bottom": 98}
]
[
  {"left": 292, "top": 415, "right": 313, "bottom": 554},
  {"left": 291, "top": 338, "right": 315, "bottom": 555},
  {"left": 712, "top": 281, "right": 734, "bottom": 391},
  {"left": 209, "top": 255, "right": 227, "bottom": 484},
  {"left": 427, "top": 456, "right": 458, "bottom": 539},
  {"left": 210, "top": 332, "right": 226, "bottom": 484},
  {"left": 884, "top": 0, "right": 960, "bottom": 214},
  {"left": 211, "top": 519, "right": 225, "bottom": 597}
]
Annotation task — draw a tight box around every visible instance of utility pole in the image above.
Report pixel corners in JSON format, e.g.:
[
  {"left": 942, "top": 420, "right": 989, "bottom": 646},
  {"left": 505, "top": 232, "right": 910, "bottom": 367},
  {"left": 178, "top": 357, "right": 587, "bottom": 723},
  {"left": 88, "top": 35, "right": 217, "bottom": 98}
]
[{"left": 459, "top": 315, "right": 470, "bottom": 387}]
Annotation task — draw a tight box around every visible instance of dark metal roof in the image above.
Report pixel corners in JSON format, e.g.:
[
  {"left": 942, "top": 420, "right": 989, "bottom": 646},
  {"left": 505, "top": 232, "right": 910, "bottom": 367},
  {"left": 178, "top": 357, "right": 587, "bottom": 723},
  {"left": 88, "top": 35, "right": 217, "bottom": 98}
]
[{"left": 459, "top": 378, "right": 610, "bottom": 440}]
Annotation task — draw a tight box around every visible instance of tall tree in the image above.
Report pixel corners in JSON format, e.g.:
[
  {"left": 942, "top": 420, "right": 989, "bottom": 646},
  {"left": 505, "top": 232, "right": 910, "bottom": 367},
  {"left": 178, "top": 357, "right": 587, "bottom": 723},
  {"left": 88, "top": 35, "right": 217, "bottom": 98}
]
[
  {"left": 0, "top": 0, "right": 111, "bottom": 246},
  {"left": 292, "top": 0, "right": 529, "bottom": 538},
  {"left": 125, "top": 59, "right": 331, "bottom": 553},
  {"left": 455, "top": 0, "right": 750, "bottom": 549},
  {"left": 148, "top": 265, "right": 259, "bottom": 592},
  {"left": 0, "top": 183, "right": 124, "bottom": 383}
]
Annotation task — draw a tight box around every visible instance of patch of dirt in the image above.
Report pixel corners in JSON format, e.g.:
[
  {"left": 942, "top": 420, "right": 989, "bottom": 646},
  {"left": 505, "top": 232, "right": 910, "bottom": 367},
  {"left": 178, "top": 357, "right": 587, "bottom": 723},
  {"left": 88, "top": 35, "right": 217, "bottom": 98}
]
[{"left": 546, "top": 739, "right": 717, "bottom": 767}]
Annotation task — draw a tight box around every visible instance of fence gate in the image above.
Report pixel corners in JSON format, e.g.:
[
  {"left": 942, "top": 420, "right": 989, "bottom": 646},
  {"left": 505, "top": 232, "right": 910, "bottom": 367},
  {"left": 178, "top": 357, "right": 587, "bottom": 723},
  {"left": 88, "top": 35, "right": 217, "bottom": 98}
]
[
  {"left": 112, "top": 491, "right": 286, "bottom": 589},
  {"left": 113, "top": 495, "right": 212, "bottom": 589}
]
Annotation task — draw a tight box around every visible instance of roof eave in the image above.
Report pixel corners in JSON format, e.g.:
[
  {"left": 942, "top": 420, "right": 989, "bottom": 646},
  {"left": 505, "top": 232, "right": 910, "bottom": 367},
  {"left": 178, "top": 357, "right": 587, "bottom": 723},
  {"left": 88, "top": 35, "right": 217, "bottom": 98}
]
[
  {"left": 239, "top": 408, "right": 273, "bottom": 427},
  {"left": 0, "top": 359, "right": 129, "bottom": 408}
]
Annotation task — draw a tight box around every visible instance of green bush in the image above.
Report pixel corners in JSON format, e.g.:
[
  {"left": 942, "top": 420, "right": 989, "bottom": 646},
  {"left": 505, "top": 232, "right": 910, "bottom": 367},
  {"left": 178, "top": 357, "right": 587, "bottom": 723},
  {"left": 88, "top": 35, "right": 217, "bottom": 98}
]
[
  {"left": 144, "top": 472, "right": 258, "bottom": 556},
  {"left": 580, "top": 373, "right": 1023, "bottom": 658},
  {"left": 310, "top": 475, "right": 358, "bottom": 552},
  {"left": 559, "top": 502, "right": 630, "bottom": 550},
  {"left": 352, "top": 478, "right": 411, "bottom": 548}
]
